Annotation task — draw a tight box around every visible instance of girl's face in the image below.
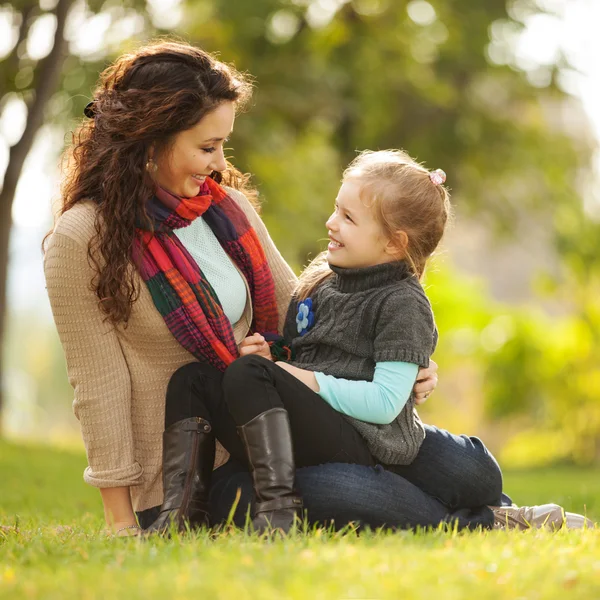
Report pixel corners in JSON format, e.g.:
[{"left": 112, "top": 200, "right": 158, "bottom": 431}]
[
  {"left": 151, "top": 101, "right": 235, "bottom": 198},
  {"left": 325, "top": 180, "right": 397, "bottom": 269}
]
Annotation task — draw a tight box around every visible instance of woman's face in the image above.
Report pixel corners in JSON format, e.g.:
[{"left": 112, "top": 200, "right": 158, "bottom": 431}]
[{"left": 151, "top": 101, "right": 235, "bottom": 198}]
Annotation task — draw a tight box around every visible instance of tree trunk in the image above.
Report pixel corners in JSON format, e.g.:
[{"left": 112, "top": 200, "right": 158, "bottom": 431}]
[{"left": 0, "top": 0, "right": 73, "bottom": 430}]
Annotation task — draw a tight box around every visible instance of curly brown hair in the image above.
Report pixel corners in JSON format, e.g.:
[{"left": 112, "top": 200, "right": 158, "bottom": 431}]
[{"left": 46, "top": 40, "right": 255, "bottom": 326}]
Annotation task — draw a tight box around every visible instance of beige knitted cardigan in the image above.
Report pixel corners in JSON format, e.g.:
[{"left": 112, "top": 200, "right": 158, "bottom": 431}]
[{"left": 44, "top": 188, "right": 297, "bottom": 512}]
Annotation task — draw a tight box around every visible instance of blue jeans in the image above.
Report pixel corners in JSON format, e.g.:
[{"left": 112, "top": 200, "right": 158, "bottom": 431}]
[
  {"left": 137, "top": 425, "right": 509, "bottom": 531},
  {"left": 386, "top": 425, "right": 504, "bottom": 509}
]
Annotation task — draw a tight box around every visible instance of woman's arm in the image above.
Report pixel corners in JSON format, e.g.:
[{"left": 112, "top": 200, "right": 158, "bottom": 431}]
[{"left": 44, "top": 226, "right": 143, "bottom": 530}]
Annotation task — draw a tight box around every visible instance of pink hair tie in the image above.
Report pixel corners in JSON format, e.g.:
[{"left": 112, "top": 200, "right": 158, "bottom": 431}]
[{"left": 429, "top": 169, "right": 446, "bottom": 186}]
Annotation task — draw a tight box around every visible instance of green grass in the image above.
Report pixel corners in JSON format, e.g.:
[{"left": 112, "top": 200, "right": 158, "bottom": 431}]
[{"left": 1, "top": 439, "right": 599, "bottom": 599}]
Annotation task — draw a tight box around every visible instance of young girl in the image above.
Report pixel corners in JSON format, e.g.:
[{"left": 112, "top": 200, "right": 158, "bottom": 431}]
[
  {"left": 155, "top": 148, "right": 482, "bottom": 534},
  {"left": 223, "top": 149, "right": 450, "bottom": 531},
  {"left": 212, "top": 149, "right": 593, "bottom": 534}
]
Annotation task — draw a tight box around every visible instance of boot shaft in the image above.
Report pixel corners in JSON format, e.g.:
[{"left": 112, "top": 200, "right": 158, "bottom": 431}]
[
  {"left": 237, "top": 407, "right": 298, "bottom": 504},
  {"left": 161, "top": 417, "right": 215, "bottom": 512}
]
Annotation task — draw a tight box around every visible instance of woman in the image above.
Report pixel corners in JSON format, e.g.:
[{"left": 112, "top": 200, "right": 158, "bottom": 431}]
[{"left": 44, "top": 41, "right": 584, "bottom": 536}]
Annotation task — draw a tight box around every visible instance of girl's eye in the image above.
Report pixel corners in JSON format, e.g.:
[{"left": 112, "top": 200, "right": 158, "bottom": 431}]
[{"left": 345, "top": 214, "right": 353, "bottom": 223}]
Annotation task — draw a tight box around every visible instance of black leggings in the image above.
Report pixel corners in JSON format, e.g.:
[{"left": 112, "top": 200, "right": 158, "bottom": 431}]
[{"left": 165, "top": 355, "right": 375, "bottom": 469}]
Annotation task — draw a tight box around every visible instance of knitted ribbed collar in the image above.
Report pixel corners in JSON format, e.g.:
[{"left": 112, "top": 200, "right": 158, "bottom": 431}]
[{"left": 329, "top": 260, "right": 412, "bottom": 293}]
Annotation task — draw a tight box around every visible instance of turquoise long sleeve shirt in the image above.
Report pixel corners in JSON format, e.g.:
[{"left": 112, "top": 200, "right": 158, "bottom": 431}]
[{"left": 314, "top": 362, "right": 419, "bottom": 425}]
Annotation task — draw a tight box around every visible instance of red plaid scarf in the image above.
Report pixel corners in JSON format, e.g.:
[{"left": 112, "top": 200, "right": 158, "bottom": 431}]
[{"left": 134, "top": 177, "right": 280, "bottom": 371}]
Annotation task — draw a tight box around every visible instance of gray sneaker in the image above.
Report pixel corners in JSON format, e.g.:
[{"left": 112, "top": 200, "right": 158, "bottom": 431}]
[{"left": 491, "top": 503, "right": 595, "bottom": 530}]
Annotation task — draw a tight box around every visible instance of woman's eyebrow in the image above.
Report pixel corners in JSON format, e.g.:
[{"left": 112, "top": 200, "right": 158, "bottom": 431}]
[{"left": 201, "top": 131, "right": 233, "bottom": 143}]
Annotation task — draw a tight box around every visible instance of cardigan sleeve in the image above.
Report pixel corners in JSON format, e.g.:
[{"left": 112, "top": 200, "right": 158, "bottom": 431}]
[
  {"left": 226, "top": 187, "right": 298, "bottom": 334},
  {"left": 44, "top": 229, "right": 143, "bottom": 488}
]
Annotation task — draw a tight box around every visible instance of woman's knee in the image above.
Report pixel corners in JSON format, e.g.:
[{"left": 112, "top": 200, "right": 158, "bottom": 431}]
[
  {"left": 468, "top": 437, "right": 503, "bottom": 505},
  {"left": 448, "top": 434, "right": 503, "bottom": 506},
  {"left": 167, "top": 360, "right": 217, "bottom": 398},
  {"left": 418, "top": 427, "right": 503, "bottom": 507}
]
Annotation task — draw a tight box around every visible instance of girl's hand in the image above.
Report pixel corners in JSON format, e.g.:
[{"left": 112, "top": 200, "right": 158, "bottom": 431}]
[
  {"left": 276, "top": 362, "right": 319, "bottom": 392},
  {"left": 238, "top": 333, "right": 272, "bottom": 360},
  {"left": 413, "top": 359, "right": 438, "bottom": 405}
]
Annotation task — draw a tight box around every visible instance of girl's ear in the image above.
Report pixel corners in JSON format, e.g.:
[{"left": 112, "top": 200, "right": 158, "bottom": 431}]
[{"left": 385, "top": 230, "right": 408, "bottom": 257}]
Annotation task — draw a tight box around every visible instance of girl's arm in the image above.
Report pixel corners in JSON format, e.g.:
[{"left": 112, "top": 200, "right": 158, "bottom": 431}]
[{"left": 276, "top": 361, "right": 419, "bottom": 424}]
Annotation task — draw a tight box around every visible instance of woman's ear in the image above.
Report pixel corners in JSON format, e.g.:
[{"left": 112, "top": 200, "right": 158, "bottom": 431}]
[{"left": 385, "top": 230, "right": 409, "bottom": 257}]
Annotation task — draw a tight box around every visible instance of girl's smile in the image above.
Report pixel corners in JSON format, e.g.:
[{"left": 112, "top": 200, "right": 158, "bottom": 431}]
[{"left": 327, "top": 234, "right": 344, "bottom": 251}]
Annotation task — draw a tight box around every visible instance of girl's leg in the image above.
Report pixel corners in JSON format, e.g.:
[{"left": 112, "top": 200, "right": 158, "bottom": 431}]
[
  {"left": 221, "top": 354, "right": 375, "bottom": 532},
  {"left": 161, "top": 359, "right": 493, "bottom": 531},
  {"left": 166, "top": 363, "right": 505, "bottom": 510},
  {"left": 221, "top": 354, "right": 374, "bottom": 467},
  {"left": 385, "top": 425, "right": 504, "bottom": 509}
]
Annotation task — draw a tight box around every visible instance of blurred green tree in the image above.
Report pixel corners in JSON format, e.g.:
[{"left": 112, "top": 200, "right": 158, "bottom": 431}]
[
  {"left": 0, "top": 0, "right": 73, "bottom": 423},
  {"left": 180, "top": 0, "right": 596, "bottom": 266}
]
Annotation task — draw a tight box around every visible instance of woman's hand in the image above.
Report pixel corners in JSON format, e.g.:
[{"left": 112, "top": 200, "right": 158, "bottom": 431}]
[
  {"left": 238, "top": 333, "right": 272, "bottom": 360},
  {"left": 276, "top": 362, "right": 319, "bottom": 392},
  {"left": 413, "top": 359, "right": 438, "bottom": 405}
]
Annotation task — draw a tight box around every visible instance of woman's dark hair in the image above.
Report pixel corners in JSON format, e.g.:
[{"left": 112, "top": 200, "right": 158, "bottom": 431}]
[{"left": 46, "top": 40, "right": 254, "bottom": 326}]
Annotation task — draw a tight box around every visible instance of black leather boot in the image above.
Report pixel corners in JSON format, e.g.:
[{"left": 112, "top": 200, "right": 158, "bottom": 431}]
[
  {"left": 145, "top": 417, "right": 215, "bottom": 535},
  {"left": 237, "top": 407, "right": 303, "bottom": 534}
]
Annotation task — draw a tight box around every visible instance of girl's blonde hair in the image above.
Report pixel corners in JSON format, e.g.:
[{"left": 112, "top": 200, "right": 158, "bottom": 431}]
[{"left": 295, "top": 149, "right": 451, "bottom": 300}]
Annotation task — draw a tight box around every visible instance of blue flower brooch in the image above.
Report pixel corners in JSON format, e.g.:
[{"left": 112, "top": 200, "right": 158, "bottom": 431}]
[{"left": 296, "top": 298, "right": 315, "bottom": 336}]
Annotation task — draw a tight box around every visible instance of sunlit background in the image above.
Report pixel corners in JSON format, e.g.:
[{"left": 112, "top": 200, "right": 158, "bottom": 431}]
[{"left": 1, "top": 0, "right": 599, "bottom": 470}]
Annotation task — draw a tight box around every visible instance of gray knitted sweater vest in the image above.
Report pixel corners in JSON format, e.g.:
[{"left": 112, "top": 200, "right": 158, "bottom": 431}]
[{"left": 283, "top": 260, "right": 438, "bottom": 465}]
